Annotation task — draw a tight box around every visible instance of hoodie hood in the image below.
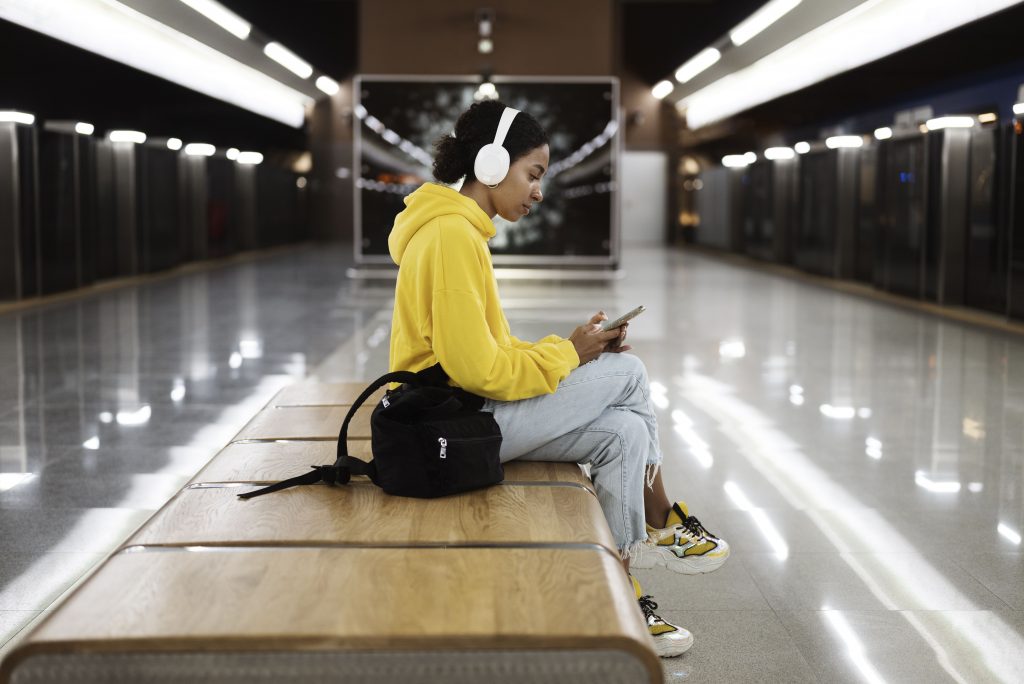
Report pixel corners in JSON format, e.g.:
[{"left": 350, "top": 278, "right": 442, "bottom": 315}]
[{"left": 388, "top": 183, "right": 495, "bottom": 265}]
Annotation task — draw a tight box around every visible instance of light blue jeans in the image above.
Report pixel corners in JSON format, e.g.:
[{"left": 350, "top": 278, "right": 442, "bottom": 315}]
[{"left": 481, "top": 352, "right": 662, "bottom": 557}]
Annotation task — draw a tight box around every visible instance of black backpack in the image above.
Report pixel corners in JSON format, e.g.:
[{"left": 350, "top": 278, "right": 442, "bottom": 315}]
[{"left": 238, "top": 364, "right": 504, "bottom": 500}]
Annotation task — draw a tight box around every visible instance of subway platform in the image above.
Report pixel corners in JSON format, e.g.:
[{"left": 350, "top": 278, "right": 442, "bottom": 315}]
[{"left": 1, "top": 243, "right": 1022, "bottom": 682}]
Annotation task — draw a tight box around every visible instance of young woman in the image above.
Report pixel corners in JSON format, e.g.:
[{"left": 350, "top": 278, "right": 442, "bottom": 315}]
[{"left": 387, "top": 99, "right": 729, "bottom": 658}]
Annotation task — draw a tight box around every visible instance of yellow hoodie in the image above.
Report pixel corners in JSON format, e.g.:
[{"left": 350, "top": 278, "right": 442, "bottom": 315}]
[{"left": 388, "top": 183, "right": 579, "bottom": 401}]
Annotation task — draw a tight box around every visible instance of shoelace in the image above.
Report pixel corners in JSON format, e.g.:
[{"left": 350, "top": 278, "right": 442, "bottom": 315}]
[
  {"left": 679, "top": 514, "right": 716, "bottom": 540},
  {"left": 638, "top": 595, "right": 661, "bottom": 622}
]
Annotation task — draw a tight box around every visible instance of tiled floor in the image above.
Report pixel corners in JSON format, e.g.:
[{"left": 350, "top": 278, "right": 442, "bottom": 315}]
[{"left": 2, "top": 243, "right": 1023, "bottom": 682}]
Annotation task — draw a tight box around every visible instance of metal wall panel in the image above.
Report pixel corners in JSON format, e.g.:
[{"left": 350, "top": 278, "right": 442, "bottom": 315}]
[
  {"left": 795, "top": 150, "right": 837, "bottom": 276},
  {"left": 0, "top": 123, "right": 19, "bottom": 300},
  {"left": 694, "top": 166, "right": 735, "bottom": 250},
  {"left": 38, "top": 129, "right": 82, "bottom": 294},
  {"left": 772, "top": 159, "right": 798, "bottom": 265},
  {"left": 936, "top": 129, "right": 971, "bottom": 305},
  {"left": 138, "top": 145, "right": 181, "bottom": 273},
  {"left": 0, "top": 123, "right": 41, "bottom": 300},
  {"left": 834, "top": 148, "right": 860, "bottom": 279},
  {"left": 964, "top": 126, "right": 1006, "bottom": 314},
  {"left": 234, "top": 165, "right": 257, "bottom": 251},
  {"left": 1009, "top": 117, "right": 1024, "bottom": 320}
]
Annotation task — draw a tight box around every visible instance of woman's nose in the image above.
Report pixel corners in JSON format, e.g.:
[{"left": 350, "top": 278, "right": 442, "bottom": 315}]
[{"left": 532, "top": 187, "right": 543, "bottom": 202}]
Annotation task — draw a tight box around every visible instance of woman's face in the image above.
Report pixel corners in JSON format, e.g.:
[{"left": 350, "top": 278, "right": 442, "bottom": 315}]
[{"left": 491, "top": 144, "right": 549, "bottom": 222}]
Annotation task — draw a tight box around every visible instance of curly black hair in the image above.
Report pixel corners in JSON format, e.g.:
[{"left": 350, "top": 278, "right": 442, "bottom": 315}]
[{"left": 433, "top": 99, "right": 549, "bottom": 185}]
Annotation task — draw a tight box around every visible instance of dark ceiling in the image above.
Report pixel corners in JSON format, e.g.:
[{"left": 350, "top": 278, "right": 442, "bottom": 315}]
[
  {"left": 2, "top": 1, "right": 1023, "bottom": 157},
  {"left": 620, "top": 0, "right": 766, "bottom": 84}
]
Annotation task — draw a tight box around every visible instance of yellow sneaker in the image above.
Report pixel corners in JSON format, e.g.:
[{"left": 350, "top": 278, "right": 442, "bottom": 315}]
[
  {"left": 630, "top": 574, "right": 693, "bottom": 658},
  {"left": 633, "top": 501, "right": 730, "bottom": 574}
]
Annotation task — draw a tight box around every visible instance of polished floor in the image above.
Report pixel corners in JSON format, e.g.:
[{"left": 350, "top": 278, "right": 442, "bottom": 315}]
[{"left": 1, "top": 244, "right": 1023, "bottom": 682}]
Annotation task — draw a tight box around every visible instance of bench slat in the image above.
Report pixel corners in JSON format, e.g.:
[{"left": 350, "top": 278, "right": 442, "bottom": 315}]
[
  {"left": 125, "top": 484, "right": 617, "bottom": 555},
  {"left": 234, "top": 406, "right": 372, "bottom": 441},
  {"left": 2, "top": 547, "right": 659, "bottom": 683},
  {"left": 272, "top": 382, "right": 385, "bottom": 407},
  {"left": 192, "top": 441, "right": 594, "bottom": 492}
]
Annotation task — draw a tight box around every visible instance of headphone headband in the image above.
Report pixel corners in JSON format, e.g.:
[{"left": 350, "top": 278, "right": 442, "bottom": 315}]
[{"left": 492, "top": 107, "right": 519, "bottom": 147}]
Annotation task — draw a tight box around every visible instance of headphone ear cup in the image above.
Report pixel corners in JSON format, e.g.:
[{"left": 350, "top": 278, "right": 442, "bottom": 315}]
[{"left": 474, "top": 143, "right": 510, "bottom": 187}]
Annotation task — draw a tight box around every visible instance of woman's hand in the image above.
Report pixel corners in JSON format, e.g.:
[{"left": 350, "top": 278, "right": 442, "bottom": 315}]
[
  {"left": 606, "top": 321, "right": 632, "bottom": 354},
  {"left": 569, "top": 311, "right": 624, "bottom": 365}
]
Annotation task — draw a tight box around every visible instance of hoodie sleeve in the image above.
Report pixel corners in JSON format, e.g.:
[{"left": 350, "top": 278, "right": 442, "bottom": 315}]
[{"left": 430, "top": 224, "right": 579, "bottom": 401}]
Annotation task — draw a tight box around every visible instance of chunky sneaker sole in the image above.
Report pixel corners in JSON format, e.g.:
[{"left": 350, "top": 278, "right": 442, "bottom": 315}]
[
  {"left": 631, "top": 575, "right": 693, "bottom": 658},
  {"left": 652, "top": 624, "right": 694, "bottom": 657},
  {"left": 631, "top": 538, "right": 730, "bottom": 574}
]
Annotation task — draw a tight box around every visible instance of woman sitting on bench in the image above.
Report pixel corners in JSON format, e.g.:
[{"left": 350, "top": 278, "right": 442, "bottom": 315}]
[{"left": 386, "top": 99, "right": 730, "bottom": 659}]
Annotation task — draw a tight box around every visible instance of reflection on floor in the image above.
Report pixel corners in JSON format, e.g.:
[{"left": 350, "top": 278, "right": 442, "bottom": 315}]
[{"left": 1, "top": 244, "right": 1023, "bottom": 682}]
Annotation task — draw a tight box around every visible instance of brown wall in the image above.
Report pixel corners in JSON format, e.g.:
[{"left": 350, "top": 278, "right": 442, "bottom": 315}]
[{"left": 360, "top": 0, "right": 614, "bottom": 76}]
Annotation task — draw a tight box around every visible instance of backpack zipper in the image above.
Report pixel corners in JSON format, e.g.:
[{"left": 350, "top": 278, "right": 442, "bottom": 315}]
[{"left": 438, "top": 437, "right": 447, "bottom": 459}]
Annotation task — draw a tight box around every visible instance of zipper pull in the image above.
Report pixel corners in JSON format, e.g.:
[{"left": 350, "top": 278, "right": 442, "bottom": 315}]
[{"left": 438, "top": 437, "right": 447, "bottom": 459}]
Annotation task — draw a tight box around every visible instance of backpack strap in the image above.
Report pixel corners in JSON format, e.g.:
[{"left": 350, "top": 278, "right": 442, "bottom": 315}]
[{"left": 238, "top": 364, "right": 448, "bottom": 500}]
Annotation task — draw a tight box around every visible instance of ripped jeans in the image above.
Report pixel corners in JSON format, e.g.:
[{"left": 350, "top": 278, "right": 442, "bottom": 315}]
[{"left": 481, "top": 352, "right": 662, "bottom": 557}]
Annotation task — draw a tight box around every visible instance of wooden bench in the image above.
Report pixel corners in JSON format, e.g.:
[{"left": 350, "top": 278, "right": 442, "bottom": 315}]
[
  {"left": 0, "top": 380, "right": 661, "bottom": 684},
  {"left": 1, "top": 547, "right": 659, "bottom": 683}
]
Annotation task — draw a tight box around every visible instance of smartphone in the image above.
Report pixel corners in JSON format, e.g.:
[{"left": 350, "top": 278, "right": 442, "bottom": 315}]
[{"left": 600, "top": 305, "right": 646, "bottom": 331}]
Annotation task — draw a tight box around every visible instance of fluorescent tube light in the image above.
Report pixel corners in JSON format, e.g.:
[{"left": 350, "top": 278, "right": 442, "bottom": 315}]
[
  {"left": 825, "top": 135, "right": 863, "bottom": 149},
  {"left": 74, "top": 122, "right": 94, "bottom": 135},
  {"left": 109, "top": 130, "right": 146, "bottom": 144},
  {"left": 730, "top": 0, "right": 802, "bottom": 46},
  {"left": 722, "top": 154, "right": 752, "bottom": 168},
  {"left": 1014, "top": 103, "right": 1024, "bottom": 116},
  {"left": 977, "top": 113, "right": 997, "bottom": 123},
  {"left": 925, "top": 116, "right": 974, "bottom": 131},
  {"left": 652, "top": 79, "right": 674, "bottom": 100},
  {"left": 236, "top": 151, "right": 263, "bottom": 165},
  {"left": 316, "top": 75, "right": 340, "bottom": 95},
  {"left": 264, "top": 42, "right": 313, "bottom": 79},
  {"left": 184, "top": 143, "right": 216, "bottom": 156},
  {"left": 682, "top": 0, "right": 1021, "bottom": 129},
  {"left": 794, "top": 141, "right": 810, "bottom": 154},
  {"left": 167, "top": 137, "right": 183, "bottom": 151},
  {"left": 874, "top": 127, "right": 893, "bottom": 140},
  {"left": 0, "top": 0, "right": 311, "bottom": 128},
  {"left": 226, "top": 147, "right": 239, "bottom": 160},
  {"left": 743, "top": 151, "right": 757, "bottom": 164},
  {"left": 177, "top": 0, "right": 251, "bottom": 39},
  {"left": 765, "top": 147, "right": 794, "bottom": 160},
  {"left": 0, "top": 110, "right": 35, "bottom": 125},
  {"left": 675, "top": 48, "right": 721, "bottom": 84}
]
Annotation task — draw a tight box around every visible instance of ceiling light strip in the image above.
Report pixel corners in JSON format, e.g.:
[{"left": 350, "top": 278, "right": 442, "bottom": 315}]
[
  {"left": 675, "top": 47, "right": 721, "bottom": 84},
  {"left": 683, "top": 0, "right": 1021, "bottom": 129},
  {"left": 730, "top": 0, "right": 802, "bottom": 46},
  {"left": 264, "top": 41, "right": 313, "bottom": 79},
  {"left": 177, "top": 0, "right": 250, "bottom": 39},
  {"left": 0, "top": 0, "right": 312, "bottom": 128}
]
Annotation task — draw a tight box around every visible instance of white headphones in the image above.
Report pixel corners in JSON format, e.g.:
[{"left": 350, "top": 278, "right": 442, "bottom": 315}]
[{"left": 473, "top": 106, "right": 520, "bottom": 187}]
